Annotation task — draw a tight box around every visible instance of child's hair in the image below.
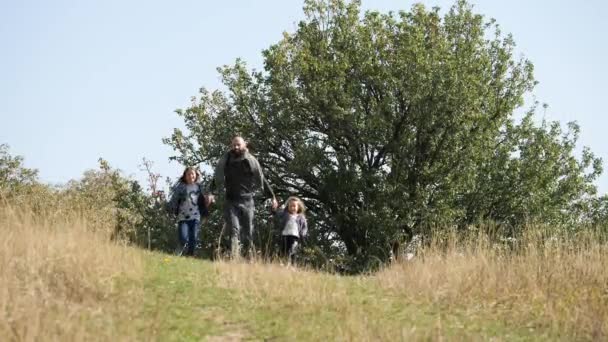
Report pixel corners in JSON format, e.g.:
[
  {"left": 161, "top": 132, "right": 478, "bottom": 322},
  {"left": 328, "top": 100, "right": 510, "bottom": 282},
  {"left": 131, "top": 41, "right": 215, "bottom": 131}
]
[
  {"left": 285, "top": 196, "right": 306, "bottom": 216},
  {"left": 179, "top": 166, "right": 199, "bottom": 183}
]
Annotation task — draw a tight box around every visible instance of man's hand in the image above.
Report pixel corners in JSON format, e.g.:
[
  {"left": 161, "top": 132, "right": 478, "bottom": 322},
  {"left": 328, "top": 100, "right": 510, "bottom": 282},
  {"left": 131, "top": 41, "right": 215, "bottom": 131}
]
[{"left": 271, "top": 197, "right": 278, "bottom": 210}]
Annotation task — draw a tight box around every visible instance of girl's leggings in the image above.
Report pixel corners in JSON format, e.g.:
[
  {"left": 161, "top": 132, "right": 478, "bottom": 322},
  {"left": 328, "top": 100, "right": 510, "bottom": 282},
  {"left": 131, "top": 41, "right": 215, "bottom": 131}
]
[{"left": 281, "top": 235, "right": 299, "bottom": 264}]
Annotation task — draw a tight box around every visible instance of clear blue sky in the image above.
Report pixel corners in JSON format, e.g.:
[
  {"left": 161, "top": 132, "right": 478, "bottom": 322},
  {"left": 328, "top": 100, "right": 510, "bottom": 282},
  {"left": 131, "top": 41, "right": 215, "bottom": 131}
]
[{"left": 1, "top": 0, "right": 607, "bottom": 194}]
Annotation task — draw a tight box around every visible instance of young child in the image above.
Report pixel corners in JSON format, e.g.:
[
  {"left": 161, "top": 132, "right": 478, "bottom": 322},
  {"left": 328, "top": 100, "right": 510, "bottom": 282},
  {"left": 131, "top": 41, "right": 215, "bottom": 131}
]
[
  {"left": 167, "top": 167, "right": 209, "bottom": 256},
  {"left": 274, "top": 196, "right": 308, "bottom": 266}
]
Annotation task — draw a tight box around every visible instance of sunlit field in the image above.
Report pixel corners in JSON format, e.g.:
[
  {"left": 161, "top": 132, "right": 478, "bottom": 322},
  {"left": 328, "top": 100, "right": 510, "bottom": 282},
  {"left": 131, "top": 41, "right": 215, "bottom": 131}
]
[{"left": 2, "top": 204, "right": 606, "bottom": 340}]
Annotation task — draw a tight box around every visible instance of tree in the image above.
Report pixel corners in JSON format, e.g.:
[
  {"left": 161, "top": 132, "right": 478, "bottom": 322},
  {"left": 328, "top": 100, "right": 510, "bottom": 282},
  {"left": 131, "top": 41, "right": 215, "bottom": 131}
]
[
  {"left": 0, "top": 144, "right": 53, "bottom": 211},
  {"left": 165, "top": 0, "right": 602, "bottom": 271},
  {"left": 0, "top": 144, "right": 39, "bottom": 195}
]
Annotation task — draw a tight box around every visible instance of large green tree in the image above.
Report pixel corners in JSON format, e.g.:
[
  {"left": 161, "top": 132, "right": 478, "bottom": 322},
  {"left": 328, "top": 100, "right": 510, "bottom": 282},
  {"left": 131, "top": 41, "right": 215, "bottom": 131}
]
[{"left": 165, "top": 0, "right": 602, "bottom": 270}]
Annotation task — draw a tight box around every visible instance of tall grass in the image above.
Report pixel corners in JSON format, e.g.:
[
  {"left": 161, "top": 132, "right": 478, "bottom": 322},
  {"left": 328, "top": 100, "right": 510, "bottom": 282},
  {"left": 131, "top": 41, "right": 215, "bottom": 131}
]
[
  {"left": 215, "top": 228, "right": 608, "bottom": 340},
  {"left": 375, "top": 228, "right": 608, "bottom": 340},
  {"left": 0, "top": 205, "right": 143, "bottom": 341},
  {"left": 1, "top": 196, "right": 606, "bottom": 340}
]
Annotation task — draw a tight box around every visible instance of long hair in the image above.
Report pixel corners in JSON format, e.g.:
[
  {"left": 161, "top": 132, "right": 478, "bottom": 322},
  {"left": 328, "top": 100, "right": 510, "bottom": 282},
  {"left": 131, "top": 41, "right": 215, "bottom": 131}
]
[
  {"left": 179, "top": 166, "right": 199, "bottom": 184},
  {"left": 285, "top": 196, "right": 306, "bottom": 216}
]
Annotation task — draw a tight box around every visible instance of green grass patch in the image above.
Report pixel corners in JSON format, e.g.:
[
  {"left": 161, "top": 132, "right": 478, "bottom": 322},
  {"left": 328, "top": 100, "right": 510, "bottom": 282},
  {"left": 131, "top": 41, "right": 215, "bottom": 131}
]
[{"left": 136, "top": 253, "right": 567, "bottom": 341}]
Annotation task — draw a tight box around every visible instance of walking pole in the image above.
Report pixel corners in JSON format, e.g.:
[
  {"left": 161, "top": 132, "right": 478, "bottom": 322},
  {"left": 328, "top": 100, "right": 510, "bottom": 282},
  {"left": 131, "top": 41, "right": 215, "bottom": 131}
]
[{"left": 216, "top": 222, "right": 226, "bottom": 260}]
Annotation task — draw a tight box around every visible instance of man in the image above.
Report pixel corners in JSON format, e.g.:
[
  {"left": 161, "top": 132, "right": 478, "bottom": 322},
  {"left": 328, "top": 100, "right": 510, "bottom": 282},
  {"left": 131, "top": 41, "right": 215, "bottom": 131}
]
[{"left": 208, "top": 136, "right": 278, "bottom": 259}]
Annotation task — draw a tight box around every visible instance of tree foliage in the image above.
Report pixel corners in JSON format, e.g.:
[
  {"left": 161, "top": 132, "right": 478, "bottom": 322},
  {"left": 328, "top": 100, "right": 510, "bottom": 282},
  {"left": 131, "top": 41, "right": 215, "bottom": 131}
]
[
  {"left": 164, "top": 0, "right": 601, "bottom": 271},
  {"left": 0, "top": 147, "right": 178, "bottom": 252},
  {"left": 0, "top": 144, "right": 39, "bottom": 196},
  {"left": 63, "top": 159, "right": 177, "bottom": 250}
]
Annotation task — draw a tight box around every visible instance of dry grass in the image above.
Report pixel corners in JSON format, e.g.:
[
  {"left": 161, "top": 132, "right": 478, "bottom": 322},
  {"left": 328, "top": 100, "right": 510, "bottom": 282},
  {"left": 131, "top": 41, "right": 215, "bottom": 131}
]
[
  {"left": 215, "top": 261, "right": 398, "bottom": 340},
  {"left": 375, "top": 229, "right": 608, "bottom": 340},
  {"left": 214, "top": 261, "right": 487, "bottom": 340},
  {"left": 1, "top": 199, "right": 606, "bottom": 340},
  {"left": 0, "top": 205, "right": 143, "bottom": 341},
  {"left": 214, "top": 229, "right": 608, "bottom": 340}
]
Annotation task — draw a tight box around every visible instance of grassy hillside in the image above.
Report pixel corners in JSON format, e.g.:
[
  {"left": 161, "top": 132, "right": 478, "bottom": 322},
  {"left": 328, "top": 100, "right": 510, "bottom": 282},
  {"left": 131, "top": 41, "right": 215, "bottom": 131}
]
[
  {"left": 0, "top": 206, "right": 143, "bottom": 341},
  {"left": 2, "top": 206, "right": 606, "bottom": 341}
]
